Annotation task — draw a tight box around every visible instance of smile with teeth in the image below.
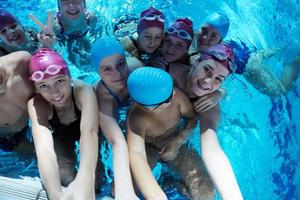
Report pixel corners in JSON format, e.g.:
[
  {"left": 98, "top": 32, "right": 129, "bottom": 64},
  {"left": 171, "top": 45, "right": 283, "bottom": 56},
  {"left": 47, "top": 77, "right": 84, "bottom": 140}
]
[
  {"left": 67, "top": 10, "right": 80, "bottom": 15},
  {"left": 52, "top": 95, "right": 64, "bottom": 102}
]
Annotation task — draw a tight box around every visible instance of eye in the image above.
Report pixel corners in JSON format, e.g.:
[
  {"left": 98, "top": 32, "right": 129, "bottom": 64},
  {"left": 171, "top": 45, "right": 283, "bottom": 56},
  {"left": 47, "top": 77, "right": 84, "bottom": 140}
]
[
  {"left": 175, "top": 43, "right": 184, "bottom": 49},
  {"left": 39, "top": 84, "right": 49, "bottom": 90},
  {"left": 10, "top": 24, "right": 17, "bottom": 29},
  {"left": 103, "top": 66, "right": 113, "bottom": 72},
  {"left": 204, "top": 66, "right": 212, "bottom": 77},
  {"left": 201, "top": 27, "right": 208, "bottom": 35},
  {"left": 56, "top": 78, "right": 66, "bottom": 85},
  {"left": 117, "top": 60, "right": 126, "bottom": 67},
  {"left": 215, "top": 77, "right": 222, "bottom": 83},
  {"left": 155, "top": 36, "right": 162, "bottom": 40},
  {"left": 0, "top": 28, "right": 7, "bottom": 35}
]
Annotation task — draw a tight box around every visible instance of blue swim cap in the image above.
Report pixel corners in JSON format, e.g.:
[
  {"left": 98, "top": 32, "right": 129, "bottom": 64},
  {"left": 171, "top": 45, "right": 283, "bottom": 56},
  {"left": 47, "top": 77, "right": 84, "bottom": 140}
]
[
  {"left": 91, "top": 37, "right": 125, "bottom": 73},
  {"left": 203, "top": 12, "right": 230, "bottom": 39},
  {"left": 127, "top": 67, "right": 173, "bottom": 107}
]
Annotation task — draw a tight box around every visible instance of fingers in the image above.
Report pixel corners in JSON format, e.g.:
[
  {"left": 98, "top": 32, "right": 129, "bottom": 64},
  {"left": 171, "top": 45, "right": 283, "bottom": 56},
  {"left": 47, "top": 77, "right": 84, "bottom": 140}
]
[
  {"left": 28, "top": 14, "right": 44, "bottom": 29},
  {"left": 47, "top": 11, "right": 53, "bottom": 29}
]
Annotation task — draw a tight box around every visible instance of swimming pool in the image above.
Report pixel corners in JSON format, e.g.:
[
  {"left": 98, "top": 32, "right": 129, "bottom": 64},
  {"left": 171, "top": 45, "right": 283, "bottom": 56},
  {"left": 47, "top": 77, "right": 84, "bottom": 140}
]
[{"left": 1, "top": 0, "right": 299, "bottom": 199}]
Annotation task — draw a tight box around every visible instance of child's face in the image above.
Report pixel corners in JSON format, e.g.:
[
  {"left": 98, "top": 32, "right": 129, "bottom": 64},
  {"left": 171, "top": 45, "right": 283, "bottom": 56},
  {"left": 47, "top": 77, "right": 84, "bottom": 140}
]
[
  {"left": 60, "top": 0, "right": 85, "bottom": 19},
  {"left": 197, "top": 25, "right": 222, "bottom": 52},
  {"left": 0, "top": 23, "right": 26, "bottom": 47},
  {"left": 34, "top": 75, "right": 72, "bottom": 108},
  {"left": 162, "top": 35, "right": 188, "bottom": 62},
  {"left": 191, "top": 59, "right": 229, "bottom": 97},
  {"left": 138, "top": 27, "right": 164, "bottom": 53},
  {"left": 99, "top": 54, "right": 129, "bottom": 90}
]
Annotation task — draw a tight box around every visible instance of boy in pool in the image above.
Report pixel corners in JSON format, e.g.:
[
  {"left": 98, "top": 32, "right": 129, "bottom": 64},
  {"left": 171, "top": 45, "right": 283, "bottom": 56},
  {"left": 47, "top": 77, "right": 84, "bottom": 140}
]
[
  {"left": 91, "top": 37, "right": 139, "bottom": 199},
  {"left": 126, "top": 67, "right": 214, "bottom": 200},
  {"left": 0, "top": 9, "right": 55, "bottom": 56},
  {"left": 120, "top": 7, "right": 165, "bottom": 69},
  {"left": 0, "top": 51, "right": 34, "bottom": 152}
]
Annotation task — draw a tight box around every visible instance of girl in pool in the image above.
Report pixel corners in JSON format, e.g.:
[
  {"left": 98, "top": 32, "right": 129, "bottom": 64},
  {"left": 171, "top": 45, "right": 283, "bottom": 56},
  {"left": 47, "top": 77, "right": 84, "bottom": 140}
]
[
  {"left": 120, "top": 7, "right": 165, "bottom": 69},
  {"left": 193, "top": 11, "right": 300, "bottom": 97},
  {"left": 150, "top": 17, "right": 226, "bottom": 112},
  {"left": 174, "top": 44, "right": 243, "bottom": 199},
  {"left": 27, "top": 48, "right": 100, "bottom": 200},
  {"left": 91, "top": 37, "right": 139, "bottom": 199}
]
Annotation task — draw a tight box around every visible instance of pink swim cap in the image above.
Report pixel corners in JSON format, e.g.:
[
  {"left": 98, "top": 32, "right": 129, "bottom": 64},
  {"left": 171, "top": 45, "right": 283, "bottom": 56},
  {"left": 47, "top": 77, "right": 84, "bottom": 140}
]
[
  {"left": 201, "top": 44, "right": 235, "bottom": 73},
  {"left": 0, "top": 9, "right": 18, "bottom": 31},
  {"left": 137, "top": 7, "right": 165, "bottom": 34},
  {"left": 29, "top": 48, "right": 70, "bottom": 81},
  {"left": 166, "top": 18, "right": 194, "bottom": 47}
]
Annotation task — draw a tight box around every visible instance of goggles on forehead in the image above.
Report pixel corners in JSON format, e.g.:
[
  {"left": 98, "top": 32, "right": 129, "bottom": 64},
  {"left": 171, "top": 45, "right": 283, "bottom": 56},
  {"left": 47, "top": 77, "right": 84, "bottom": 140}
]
[
  {"left": 137, "top": 91, "right": 173, "bottom": 110},
  {"left": 139, "top": 14, "right": 165, "bottom": 23},
  {"left": 166, "top": 26, "right": 193, "bottom": 41},
  {"left": 30, "top": 64, "right": 67, "bottom": 82},
  {"left": 203, "top": 50, "right": 236, "bottom": 73}
]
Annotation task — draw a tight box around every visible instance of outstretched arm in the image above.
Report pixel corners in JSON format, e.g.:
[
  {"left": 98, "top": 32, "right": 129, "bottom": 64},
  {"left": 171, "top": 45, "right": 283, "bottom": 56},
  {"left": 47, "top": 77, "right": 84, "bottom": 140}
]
[
  {"left": 99, "top": 95, "right": 138, "bottom": 199},
  {"left": 62, "top": 83, "right": 99, "bottom": 200},
  {"left": 199, "top": 105, "right": 243, "bottom": 200},
  {"left": 127, "top": 110, "right": 167, "bottom": 200},
  {"left": 28, "top": 96, "right": 63, "bottom": 200}
]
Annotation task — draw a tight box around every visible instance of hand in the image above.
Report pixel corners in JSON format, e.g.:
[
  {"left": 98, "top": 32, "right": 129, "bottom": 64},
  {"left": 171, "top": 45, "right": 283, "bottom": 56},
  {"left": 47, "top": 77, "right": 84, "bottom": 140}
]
[
  {"left": 29, "top": 11, "right": 56, "bottom": 48},
  {"left": 60, "top": 175, "right": 95, "bottom": 200},
  {"left": 193, "top": 90, "right": 223, "bottom": 113},
  {"left": 159, "top": 137, "right": 181, "bottom": 161},
  {"left": 149, "top": 57, "right": 169, "bottom": 69},
  {"left": 115, "top": 194, "right": 140, "bottom": 200}
]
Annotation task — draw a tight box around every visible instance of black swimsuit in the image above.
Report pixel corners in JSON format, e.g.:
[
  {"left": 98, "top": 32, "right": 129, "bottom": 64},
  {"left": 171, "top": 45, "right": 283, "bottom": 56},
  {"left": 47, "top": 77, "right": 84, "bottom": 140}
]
[{"left": 49, "top": 89, "right": 81, "bottom": 148}]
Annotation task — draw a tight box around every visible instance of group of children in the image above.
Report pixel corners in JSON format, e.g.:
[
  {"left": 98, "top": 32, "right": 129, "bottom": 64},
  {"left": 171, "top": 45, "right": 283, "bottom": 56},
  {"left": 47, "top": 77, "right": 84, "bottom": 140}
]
[{"left": 1, "top": 1, "right": 300, "bottom": 200}]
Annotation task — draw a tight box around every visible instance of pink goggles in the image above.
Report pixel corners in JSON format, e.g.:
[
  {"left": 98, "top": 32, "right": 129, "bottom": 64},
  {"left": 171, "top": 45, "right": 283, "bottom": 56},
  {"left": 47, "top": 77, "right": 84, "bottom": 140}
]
[
  {"left": 139, "top": 14, "right": 165, "bottom": 23},
  {"left": 30, "top": 64, "right": 68, "bottom": 81}
]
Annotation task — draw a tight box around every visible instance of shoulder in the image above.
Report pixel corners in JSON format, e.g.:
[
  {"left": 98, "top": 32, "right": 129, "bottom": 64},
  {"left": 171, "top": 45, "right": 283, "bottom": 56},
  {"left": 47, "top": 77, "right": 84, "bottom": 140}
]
[
  {"left": 1, "top": 51, "right": 31, "bottom": 72},
  {"left": 28, "top": 95, "right": 51, "bottom": 118},
  {"left": 127, "top": 105, "right": 146, "bottom": 135}
]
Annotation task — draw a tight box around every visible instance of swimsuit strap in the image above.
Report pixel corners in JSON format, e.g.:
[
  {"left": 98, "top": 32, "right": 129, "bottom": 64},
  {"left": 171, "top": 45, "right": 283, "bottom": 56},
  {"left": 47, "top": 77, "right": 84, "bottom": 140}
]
[
  {"left": 56, "top": 10, "right": 90, "bottom": 38},
  {"left": 0, "top": 46, "right": 9, "bottom": 55},
  {"left": 50, "top": 87, "right": 81, "bottom": 131},
  {"left": 165, "top": 64, "right": 170, "bottom": 73},
  {"left": 101, "top": 79, "right": 122, "bottom": 105}
]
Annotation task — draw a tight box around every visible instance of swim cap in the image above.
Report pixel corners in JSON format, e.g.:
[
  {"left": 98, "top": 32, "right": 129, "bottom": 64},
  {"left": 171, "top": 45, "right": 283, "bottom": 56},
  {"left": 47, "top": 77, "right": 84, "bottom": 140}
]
[
  {"left": 137, "top": 7, "right": 165, "bottom": 34},
  {"left": 91, "top": 37, "right": 125, "bottom": 73},
  {"left": 201, "top": 43, "right": 235, "bottom": 73},
  {"left": 0, "top": 9, "right": 18, "bottom": 31},
  {"left": 29, "top": 48, "right": 69, "bottom": 81},
  {"left": 203, "top": 12, "right": 230, "bottom": 39},
  {"left": 127, "top": 67, "right": 173, "bottom": 107},
  {"left": 166, "top": 18, "right": 194, "bottom": 47}
]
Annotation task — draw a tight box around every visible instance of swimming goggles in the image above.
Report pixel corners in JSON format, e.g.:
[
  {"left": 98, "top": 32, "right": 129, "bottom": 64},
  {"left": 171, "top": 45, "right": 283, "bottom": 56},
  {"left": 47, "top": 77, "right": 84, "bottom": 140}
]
[
  {"left": 30, "top": 64, "right": 67, "bottom": 81},
  {"left": 165, "top": 26, "right": 193, "bottom": 41},
  {"left": 138, "top": 91, "right": 173, "bottom": 110},
  {"left": 139, "top": 14, "right": 165, "bottom": 23},
  {"left": 203, "top": 50, "right": 236, "bottom": 73}
]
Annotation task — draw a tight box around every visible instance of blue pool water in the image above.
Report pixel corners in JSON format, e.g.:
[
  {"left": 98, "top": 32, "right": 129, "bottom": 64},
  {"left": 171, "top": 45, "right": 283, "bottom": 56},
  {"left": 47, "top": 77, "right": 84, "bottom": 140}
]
[{"left": 1, "top": 0, "right": 300, "bottom": 199}]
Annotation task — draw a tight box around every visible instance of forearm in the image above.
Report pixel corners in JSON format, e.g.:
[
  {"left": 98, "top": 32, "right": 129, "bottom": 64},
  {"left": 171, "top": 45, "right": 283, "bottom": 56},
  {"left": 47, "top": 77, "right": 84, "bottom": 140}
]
[
  {"left": 112, "top": 138, "right": 135, "bottom": 196},
  {"left": 201, "top": 130, "right": 243, "bottom": 200},
  {"left": 130, "top": 152, "right": 164, "bottom": 199},
  {"left": 77, "top": 129, "right": 98, "bottom": 180},
  {"left": 36, "top": 147, "right": 62, "bottom": 199}
]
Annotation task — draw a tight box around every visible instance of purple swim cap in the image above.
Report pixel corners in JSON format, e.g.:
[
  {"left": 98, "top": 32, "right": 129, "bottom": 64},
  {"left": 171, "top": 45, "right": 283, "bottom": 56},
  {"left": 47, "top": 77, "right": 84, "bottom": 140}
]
[
  {"left": 201, "top": 44, "right": 235, "bottom": 73},
  {"left": 0, "top": 9, "right": 18, "bottom": 31},
  {"left": 166, "top": 18, "right": 194, "bottom": 47},
  {"left": 137, "top": 7, "right": 165, "bottom": 34},
  {"left": 29, "top": 48, "right": 69, "bottom": 81}
]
